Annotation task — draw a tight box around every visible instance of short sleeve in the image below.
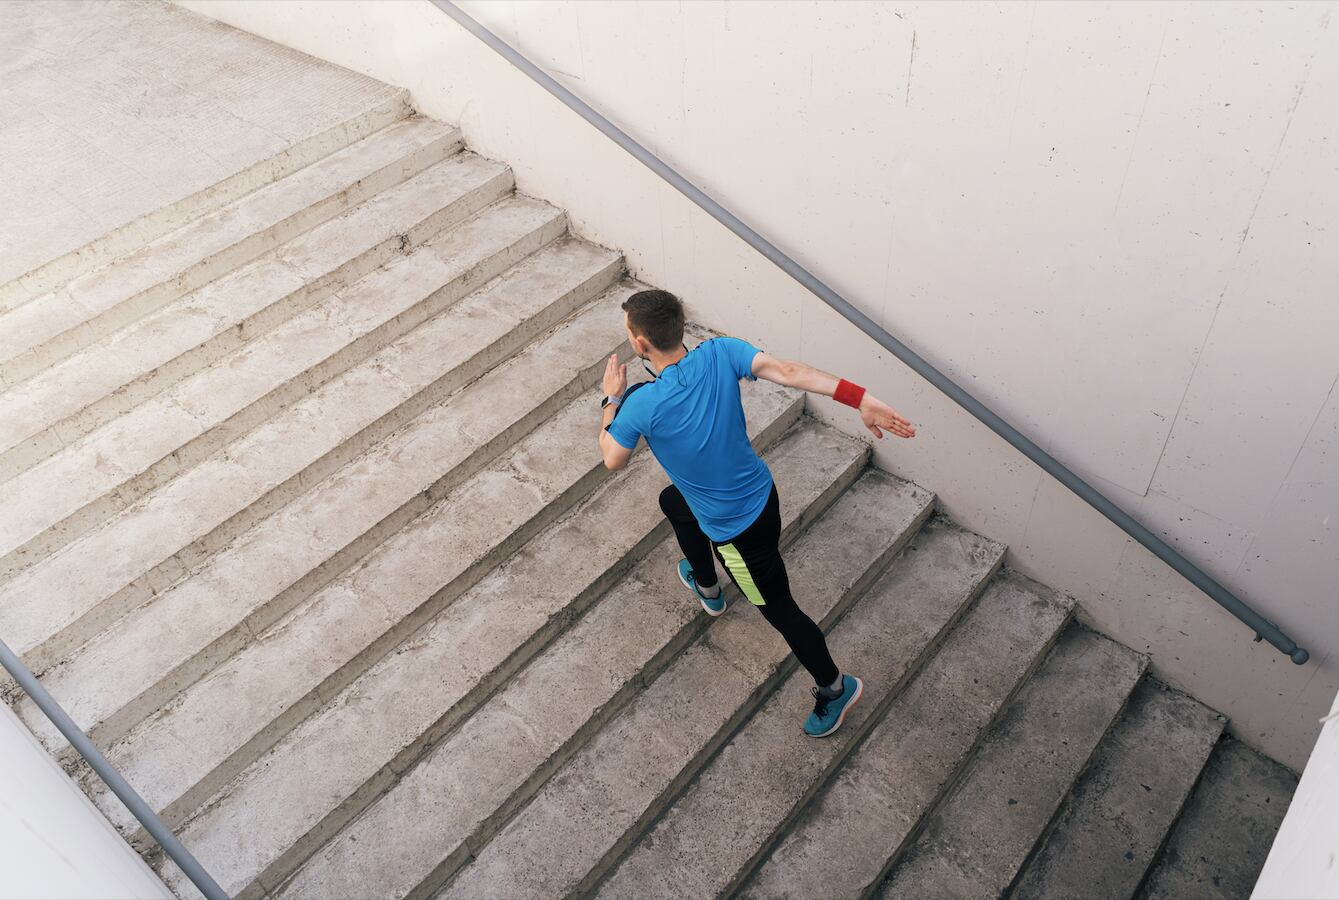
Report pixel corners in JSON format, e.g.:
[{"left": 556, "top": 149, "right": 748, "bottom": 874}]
[
  {"left": 716, "top": 336, "right": 762, "bottom": 381},
  {"left": 605, "top": 385, "right": 650, "bottom": 450}
]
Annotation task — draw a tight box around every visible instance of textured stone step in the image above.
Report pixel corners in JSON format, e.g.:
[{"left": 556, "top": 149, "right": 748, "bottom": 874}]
[
  {"left": 872, "top": 625, "right": 1148, "bottom": 899},
  {"left": 1140, "top": 739, "right": 1297, "bottom": 900},
  {"left": 0, "top": 195, "right": 568, "bottom": 583},
  {"left": 739, "top": 569, "right": 1074, "bottom": 900},
  {"left": 16, "top": 279, "right": 628, "bottom": 757},
  {"left": 0, "top": 205, "right": 584, "bottom": 683},
  {"left": 161, "top": 396, "right": 816, "bottom": 900},
  {"left": 1, "top": 225, "right": 599, "bottom": 690},
  {"left": 273, "top": 430, "right": 887, "bottom": 900},
  {"left": 0, "top": 91, "right": 412, "bottom": 316},
  {"left": 1011, "top": 679, "right": 1225, "bottom": 900},
  {"left": 0, "top": 151, "right": 514, "bottom": 482},
  {"left": 433, "top": 471, "right": 935, "bottom": 900},
  {"left": 0, "top": 116, "right": 462, "bottom": 387},
  {"left": 90, "top": 345, "right": 803, "bottom": 856},
  {"left": 597, "top": 517, "right": 1007, "bottom": 900}
]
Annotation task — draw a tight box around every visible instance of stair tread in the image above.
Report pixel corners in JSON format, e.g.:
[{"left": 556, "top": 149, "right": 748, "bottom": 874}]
[
  {"left": 17, "top": 273, "right": 627, "bottom": 753},
  {"left": 89, "top": 333, "right": 799, "bottom": 846},
  {"left": 0, "top": 151, "right": 513, "bottom": 471},
  {"left": 1140, "top": 739, "right": 1297, "bottom": 900},
  {"left": 0, "top": 116, "right": 460, "bottom": 380},
  {"left": 1012, "top": 678, "right": 1226, "bottom": 900},
  {"left": 599, "top": 517, "right": 1006, "bottom": 900},
  {"left": 271, "top": 426, "right": 884, "bottom": 900},
  {"left": 162, "top": 389, "right": 811, "bottom": 899},
  {"left": 92, "top": 388, "right": 621, "bottom": 839},
  {"left": 436, "top": 472, "right": 934, "bottom": 900},
  {"left": 740, "top": 569, "right": 1074, "bottom": 900},
  {"left": 0, "top": 194, "right": 567, "bottom": 578},
  {"left": 873, "top": 625, "right": 1148, "bottom": 899},
  {"left": 0, "top": 202, "right": 586, "bottom": 673}
]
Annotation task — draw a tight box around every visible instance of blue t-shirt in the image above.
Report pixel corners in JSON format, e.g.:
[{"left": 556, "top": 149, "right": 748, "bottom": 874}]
[{"left": 607, "top": 336, "right": 774, "bottom": 542}]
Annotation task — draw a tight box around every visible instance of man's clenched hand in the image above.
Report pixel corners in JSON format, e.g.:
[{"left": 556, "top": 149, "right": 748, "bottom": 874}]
[{"left": 859, "top": 394, "right": 917, "bottom": 440}]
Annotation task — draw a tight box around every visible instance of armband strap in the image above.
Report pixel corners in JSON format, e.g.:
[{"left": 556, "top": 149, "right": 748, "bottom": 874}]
[{"left": 833, "top": 379, "right": 865, "bottom": 409}]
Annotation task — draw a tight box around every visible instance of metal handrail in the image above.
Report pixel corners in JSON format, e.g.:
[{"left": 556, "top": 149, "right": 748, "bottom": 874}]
[
  {"left": 432, "top": 0, "right": 1308, "bottom": 665},
  {"left": 0, "top": 637, "right": 229, "bottom": 900}
]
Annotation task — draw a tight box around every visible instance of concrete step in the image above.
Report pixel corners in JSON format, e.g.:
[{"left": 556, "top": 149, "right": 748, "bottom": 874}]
[
  {"left": 272, "top": 451, "right": 917, "bottom": 900},
  {"left": 0, "top": 150, "right": 514, "bottom": 483},
  {"left": 737, "top": 569, "right": 1074, "bottom": 900},
  {"left": 0, "top": 194, "right": 569, "bottom": 584},
  {"left": 0, "top": 115, "right": 461, "bottom": 387},
  {"left": 15, "top": 275, "right": 628, "bottom": 756},
  {"left": 88, "top": 342, "right": 803, "bottom": 858},
  {"left": 0, "top": 202, "right": 584, "bottom": 679},
  {"left": 430, "top": 470, "right": 935, "bottom": 900},
  {"left": 872, "top": 625, "right": 1148, "bottom": 899},
  {"left": 1010, "top": 679, "right": 1226, "bottom": 900},
  {"left": 160, "top": 397, "right": 818, "bottom": 900},
  {"left": 1139, "top": 739, "right": 1297, "bottom": 900},
  {"left": 597, "top": 517, "right": 1008, "bottom": 900},
  {"left": 0, "top": 91, "right": 412, "bottom": 316}
]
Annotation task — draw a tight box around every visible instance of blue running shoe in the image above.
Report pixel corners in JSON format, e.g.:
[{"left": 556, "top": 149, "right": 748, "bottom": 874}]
[
  {"left": 678, "top": 559, "right": 727, "bottom": 616},
  {"left": 804, "top": 674, "right": 864, "bottom": 738}
]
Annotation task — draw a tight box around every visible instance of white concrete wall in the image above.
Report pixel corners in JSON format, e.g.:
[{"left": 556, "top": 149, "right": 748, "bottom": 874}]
[
  {"left": 1254, "top": 688, "right": 1339, "bottom": 898},
  {"left": 172, "top": 0, "right": 1338, "bottom": 771},
  {"left": 0, "top": 702, "right": 171, "bottom": 899}
]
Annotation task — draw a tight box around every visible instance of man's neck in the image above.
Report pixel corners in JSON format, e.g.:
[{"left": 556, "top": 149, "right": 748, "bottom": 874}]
[{"left": 645, "top": 343, "right": 688, "bottom": 373}]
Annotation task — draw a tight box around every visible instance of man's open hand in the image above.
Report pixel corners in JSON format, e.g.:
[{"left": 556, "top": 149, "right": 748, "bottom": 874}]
[
  {"left": 602, "top": 353, "right": 627, "bottom": 398},
  {"left": 859, "top": 394, "right": 916, "bottom": 439}
]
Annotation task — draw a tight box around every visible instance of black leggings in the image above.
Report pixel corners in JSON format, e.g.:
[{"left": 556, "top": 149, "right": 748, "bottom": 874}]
[{"left": 658, "top": 483, "right": 840, "bottom": 687}]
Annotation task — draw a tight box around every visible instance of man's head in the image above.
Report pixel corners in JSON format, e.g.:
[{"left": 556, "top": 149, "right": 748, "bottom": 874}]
[{"left": 622, "top": 289, "right": 685, "bottom": 360}]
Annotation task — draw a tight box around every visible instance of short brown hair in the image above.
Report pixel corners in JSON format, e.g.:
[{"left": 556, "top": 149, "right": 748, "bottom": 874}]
[{"left": 621, "top": 289, "right": 685, "bottom": 352}]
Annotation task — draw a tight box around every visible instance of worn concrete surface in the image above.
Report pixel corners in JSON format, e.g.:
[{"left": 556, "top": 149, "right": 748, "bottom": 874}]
[
  {"left": 1140, "top": 739, "right": 1298, "bottom": 900},
  {"left": 160, "top": 398, "right": 811, "bottom": 900},
  {"left": 272, "top": 432, "right": 880, "bottom": 900},
  {"left": 0, "top": 195, "right": 567, "bottom": 581},
  {"left": 1012, "top": 678, "right": 1226, "bottom": 900},
  {"left": 0, "top": 202, "right": 591, "bottom": 677},
  {"left": 597, "top": 516, "right": 1004, "bottom": 900},
  {"left": 16, "top": 282, "right": 629, "bottom": 759},
  {"left": 0, "top": 0, "right": 405, "bottom": 300},
  {"left": 875, "top": 625, "right": 1147, "bottom": 899},
  {"left": 740, "top": 568, "right": 1074, "bottom": 900},
  {"left": 0, "top": 151, "right": 512, "bottom": 481},
  {"left": 437, "top": 472, "right": 933, "bottom": 900},
  {"left": 0, "top": 117, "right": 460, "bottom": 388}
]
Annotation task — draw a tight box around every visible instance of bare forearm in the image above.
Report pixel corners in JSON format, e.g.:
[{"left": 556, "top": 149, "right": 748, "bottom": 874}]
[
  {"left": 754, "top": 353, "right": 916, "bottom": 440},
  {"left": 770, "top": 359, "right": 842, "bottom": 397}
]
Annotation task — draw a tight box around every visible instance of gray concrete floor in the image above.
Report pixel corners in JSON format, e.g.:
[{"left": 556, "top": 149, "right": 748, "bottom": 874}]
[{"left": 0, "top": 0, "right": 402, "bottom": 285}]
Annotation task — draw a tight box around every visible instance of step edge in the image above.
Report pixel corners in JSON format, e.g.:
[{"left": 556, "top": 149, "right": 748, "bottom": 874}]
[
  {"left": 0, "top": 190, "right": 566, "bottom": 587},
  {"left": 866, "top": 620, "right": 1148, "bottom": 900},
  {"left": 0, "top": 115, "right": 464, "bottom": 387},
  {"left": 395, "top": 413, "right": 863, "bottom": 900},
  {"left": 711, "top": 528, "right": 1009, "bottom": 900},
  {"left": 0, "top": 157, "right": 517, "bottom": 485},
  {"left": 24, "top": 255, "right": 626, "bottom": 755},
  {"left": 0, "top": 91, "right": 413, "bottom": 315},
  {"left": 224, "top": 390, "right": 813, "bottom": 900}
]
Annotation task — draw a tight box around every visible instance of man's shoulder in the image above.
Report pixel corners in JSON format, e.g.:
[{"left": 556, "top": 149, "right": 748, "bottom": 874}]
[{"left": 618, "top": 379, "right": 657, "bottom": 415}]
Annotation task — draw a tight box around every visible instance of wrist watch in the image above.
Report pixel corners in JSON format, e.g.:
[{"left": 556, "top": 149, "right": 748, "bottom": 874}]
[{"left": 600, "top": 394, "right": 621, "bottom": 410}]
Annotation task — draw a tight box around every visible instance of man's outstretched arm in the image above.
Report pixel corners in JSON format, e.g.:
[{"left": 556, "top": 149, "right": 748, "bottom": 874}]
[{"left": 751, "top": 352, "right": 917, "bottom": 440}]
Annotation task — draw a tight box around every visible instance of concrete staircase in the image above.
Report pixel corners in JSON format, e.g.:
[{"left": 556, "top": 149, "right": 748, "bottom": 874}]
[{"left": 0, "top": 101, "right": 1296, "bottom": 900}]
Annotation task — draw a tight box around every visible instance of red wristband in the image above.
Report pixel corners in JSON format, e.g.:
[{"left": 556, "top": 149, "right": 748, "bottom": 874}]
[{"left": 834, "top": 379, "right": 865, "bottom": 409}]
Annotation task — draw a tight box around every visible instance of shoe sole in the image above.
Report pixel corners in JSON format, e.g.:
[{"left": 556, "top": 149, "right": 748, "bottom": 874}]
[
  {"left": 807, "top": 676, "right": 864, "bottom": 738},
  {"left": 678, "top": 565, "right": 726, "bottom": 617}
]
